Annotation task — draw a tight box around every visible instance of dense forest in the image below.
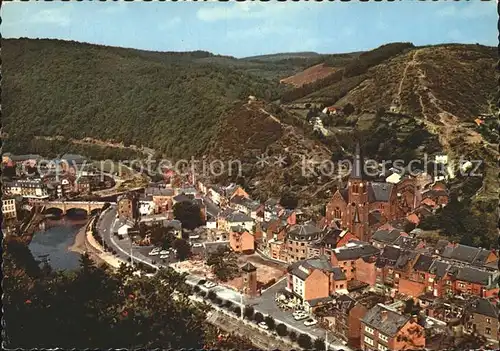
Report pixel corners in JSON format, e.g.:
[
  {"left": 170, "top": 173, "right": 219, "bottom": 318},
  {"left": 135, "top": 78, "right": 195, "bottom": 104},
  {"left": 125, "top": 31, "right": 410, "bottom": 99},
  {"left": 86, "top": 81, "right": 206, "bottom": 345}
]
[{"left": 2, "top": 39, "right": 295, "bottom": 160}]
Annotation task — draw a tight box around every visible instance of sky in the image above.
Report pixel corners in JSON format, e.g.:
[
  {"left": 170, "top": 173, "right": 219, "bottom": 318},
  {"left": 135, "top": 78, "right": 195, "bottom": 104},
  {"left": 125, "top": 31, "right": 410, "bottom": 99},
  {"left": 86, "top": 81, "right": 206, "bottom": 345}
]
[{"left": 2, "top": 0, "right": 497, "bottom": 58}]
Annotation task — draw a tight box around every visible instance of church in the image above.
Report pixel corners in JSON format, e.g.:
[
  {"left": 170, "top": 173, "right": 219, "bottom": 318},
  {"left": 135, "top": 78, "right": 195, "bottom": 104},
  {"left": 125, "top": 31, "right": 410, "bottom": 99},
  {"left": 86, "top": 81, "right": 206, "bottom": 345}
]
[{"left": 325, "top": 144, "right": 421, "bottom": 242}]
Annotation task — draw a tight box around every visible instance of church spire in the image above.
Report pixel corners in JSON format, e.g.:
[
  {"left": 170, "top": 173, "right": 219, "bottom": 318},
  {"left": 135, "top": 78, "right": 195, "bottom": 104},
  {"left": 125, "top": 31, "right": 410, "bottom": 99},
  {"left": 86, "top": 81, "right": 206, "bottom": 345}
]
[{"left": 352, "top": 142, "right": 364, "bottom": 179}]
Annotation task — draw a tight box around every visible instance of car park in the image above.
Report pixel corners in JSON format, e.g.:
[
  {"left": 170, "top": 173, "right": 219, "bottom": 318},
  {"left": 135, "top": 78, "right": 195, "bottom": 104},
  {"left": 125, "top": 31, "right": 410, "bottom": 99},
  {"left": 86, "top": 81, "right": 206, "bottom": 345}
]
[
  {"left": 303, "top": 318, "right": 318, "bottom": 326},
  {"left": 258, "top": 322, "right": 269, "bottom": 330},
  {"left": 204, "top": 281, "right": 216, "bottom": 289},
  {"left": 148, "top": 249, "right": 160, "bottom": 256},
  {"left": 293, "top": 312, "right": 309, "bottom": 321}
]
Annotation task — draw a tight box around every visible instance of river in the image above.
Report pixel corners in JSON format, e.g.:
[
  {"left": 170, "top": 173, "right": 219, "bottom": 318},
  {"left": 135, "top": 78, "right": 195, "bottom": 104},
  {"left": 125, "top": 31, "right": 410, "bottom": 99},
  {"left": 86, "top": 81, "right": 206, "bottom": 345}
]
[{"left": 29, "top": 217, "right": 88, "bottom": 271}]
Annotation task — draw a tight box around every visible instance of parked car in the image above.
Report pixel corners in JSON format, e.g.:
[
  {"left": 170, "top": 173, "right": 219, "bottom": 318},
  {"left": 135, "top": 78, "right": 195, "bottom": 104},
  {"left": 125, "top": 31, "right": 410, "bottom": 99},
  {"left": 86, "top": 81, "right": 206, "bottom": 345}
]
[
  {"left": 293, "top": 312, "right": 309, "bottom": 321},
  {"left": 258, "top": 322, "right": 269, "bottom": 330},
  {"left": 204, "top": 281, "right": 216, "bottom": 289},
  {"left": 192, "top": 243, "right": 203, "bottom": 248},
  {"left": 159, "top": 250, "right": 169, "bottom": 255},
  {"left": 148, "top": 249, "right": 159, "bottom": 256},
  {"left": 303, "top": 318, "right": 317, "bottom": 326},
  {"left": 159, "top": 254, "right": 169, "bottom": 259}
]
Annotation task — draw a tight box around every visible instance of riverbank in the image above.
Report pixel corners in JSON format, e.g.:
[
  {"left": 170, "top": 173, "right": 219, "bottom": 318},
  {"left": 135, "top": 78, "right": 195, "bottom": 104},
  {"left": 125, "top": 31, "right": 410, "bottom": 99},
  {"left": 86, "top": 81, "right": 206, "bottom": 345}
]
[
  {"left": 68, "top": 222, "right": 88, "bottom": 254},
  {"left": 77, "top": 216, "right": 125, "bottom": 269}
]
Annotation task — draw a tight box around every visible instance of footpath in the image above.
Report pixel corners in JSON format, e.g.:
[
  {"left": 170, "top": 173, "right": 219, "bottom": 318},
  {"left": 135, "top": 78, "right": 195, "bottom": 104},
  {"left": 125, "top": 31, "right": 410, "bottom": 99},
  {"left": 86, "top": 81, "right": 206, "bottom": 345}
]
[{"left": 83, "top": 216, "right": 125, "bottom": 269}]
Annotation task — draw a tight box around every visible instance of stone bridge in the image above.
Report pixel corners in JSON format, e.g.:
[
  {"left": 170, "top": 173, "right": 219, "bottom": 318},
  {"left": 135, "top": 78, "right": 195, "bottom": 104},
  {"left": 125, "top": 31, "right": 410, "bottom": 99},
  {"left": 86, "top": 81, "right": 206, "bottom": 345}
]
[{"left": 39, "top": 201, "right": 116, "bottom": 215}]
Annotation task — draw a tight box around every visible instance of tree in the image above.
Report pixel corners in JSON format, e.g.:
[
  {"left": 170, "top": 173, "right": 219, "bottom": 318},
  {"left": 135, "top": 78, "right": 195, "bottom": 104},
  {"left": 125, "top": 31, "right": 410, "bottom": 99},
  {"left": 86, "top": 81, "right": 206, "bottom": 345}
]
[
  {"left": 207, "top": 290, "right": 217, "bottom": 301},
  {"left": 244, "top": 306, "right": 255, "bottom": 319},
  {"left": 4, "top": 238, "right": 210, "bottom": 350},
  {"left": 206, "top": 246, "right": 239, "bottom": 282},
  {"left": 173, "top": 238, "right": 191, "bottom": 261},
  {"left": 343, "top": 103, "right": 355, "bottom": 116},
  {"left": 298, "top": 334, "right": 312, "bottom": 349},
  {"left": 173, "top": 201, "right": 203, "bottom": 230},
  {"left": 314, "top": 337, "right": 326, "bottom": 350},
  {"left": 254, "top": 312, "right": 264, "bottom": 323},
  {"left": 280, "top": 191, "right": 299, "bottom": 210},
  {"left": 276, "top": 323, "right": 287, "bottom": 336},
  {"left": 289, "top": 331, "right": 297, "bottom": 342},
  {"left": 233, "top": 306, "right": 241, "bottom": 316},
  {"left": 264, "top": 315, "right": 276, "bottom": 330},
  {"left": 149, "top": 224, "right": 176, "bottom": 249}
]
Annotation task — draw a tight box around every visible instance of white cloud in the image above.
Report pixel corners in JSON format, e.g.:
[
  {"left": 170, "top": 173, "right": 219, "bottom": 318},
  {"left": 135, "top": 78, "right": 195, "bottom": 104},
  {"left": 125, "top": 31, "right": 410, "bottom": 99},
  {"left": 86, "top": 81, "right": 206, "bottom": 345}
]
[
  {"left": 196, "top": 2, "right": 306, "bottom": 22},
  {"left": 29, "top": 8, "right": 71, "bottom": 27},
  {"left": 101, "top": 2, "right": 129, "bottom": 15},
  {"left": 436, "top": 1, "right": 495, "bottom": 19},
  {"left": 158, "top": 17, "right": 182, "bottom": 30}
]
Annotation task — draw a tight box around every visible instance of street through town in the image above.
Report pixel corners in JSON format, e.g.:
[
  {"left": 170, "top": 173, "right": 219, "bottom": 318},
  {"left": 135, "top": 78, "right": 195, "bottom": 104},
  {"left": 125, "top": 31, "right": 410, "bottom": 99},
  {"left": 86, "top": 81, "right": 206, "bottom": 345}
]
[{"left": 98, "top": 205, "right": 351, "bottom": 351}]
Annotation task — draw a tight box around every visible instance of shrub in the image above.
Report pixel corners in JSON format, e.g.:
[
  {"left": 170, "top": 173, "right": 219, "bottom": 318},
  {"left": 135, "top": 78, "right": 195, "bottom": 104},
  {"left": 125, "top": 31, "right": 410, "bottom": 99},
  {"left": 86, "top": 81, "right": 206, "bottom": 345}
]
[
  {"left": 215, "top": 298, "right": 223, "bottom": 305},
  {"left": 199, "top": 291, "right": 206, "bottom": 298},
  {"left": 289, "top": 331, "right": 297, "bottom": 342},
  {"left": 276, "top": 323, "right": 287, "bottom": 337},
  {"left": 314, "top": 337, "right": 325, "bottom": 350},
  {"left": 298, "top": 334, "right": 312, "bottom": 349},
  {"left": 254, "top": 312, "right": 264, "bottom": 324},
  {"left": 244, "top": 306, "right": 255, "bottom": 319},
  {"left": 225, "top": 301, "right": 233, "bottom": 309},
  {"left": 264, "top": 315, "right": 275, "bottom": 330},
  {"left": 233, "top": 306, "right": 241, "bottom": 316},
  {"left": 207, "top": 290, "right": 217, "bottom": 301},
  {"left": 193, "top": 285, "right": 200, "bottom": 293}
]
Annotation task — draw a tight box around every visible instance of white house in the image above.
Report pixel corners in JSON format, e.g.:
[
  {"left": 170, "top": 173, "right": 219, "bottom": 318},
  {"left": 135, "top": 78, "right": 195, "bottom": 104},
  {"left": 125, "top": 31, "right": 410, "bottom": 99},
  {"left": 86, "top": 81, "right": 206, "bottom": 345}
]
[
  {"left": 139, "top": 195, "right": 155, "bottom": 216},
  {"left": 117, "top": 223, "right": 132, "bottom": 239},
  {"left": 208, "top": 186, "right": 224, "bottom": 205},
  {"left": 226, "top": 211, "right": 255, "bottom": 233},
  {"left": 206, "top": 216, "right": 217, "bottom": 229},
  {"left": 385, "top": 172, "right": 402, "bottom": 184}
]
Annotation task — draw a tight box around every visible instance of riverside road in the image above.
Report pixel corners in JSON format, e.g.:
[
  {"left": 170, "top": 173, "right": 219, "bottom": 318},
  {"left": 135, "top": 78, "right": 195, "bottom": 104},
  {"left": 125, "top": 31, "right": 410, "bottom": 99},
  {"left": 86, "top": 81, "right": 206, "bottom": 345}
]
[{"left": 98, "top": 205, "right": 351, "bottom": 351}]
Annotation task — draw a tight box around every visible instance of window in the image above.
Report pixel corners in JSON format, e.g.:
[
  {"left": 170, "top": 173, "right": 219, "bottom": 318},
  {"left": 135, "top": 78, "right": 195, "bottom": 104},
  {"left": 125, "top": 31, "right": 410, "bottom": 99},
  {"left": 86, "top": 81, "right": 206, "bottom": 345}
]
[
  {"left": 379, "top": 334, "right": 389, "bottom": 342},
  {"left": 340, "top": 284, "right": 344, "bottom": 289},
  {"left": 365, "top": 326, "right": 374, "bottom": 334},
  {"left": 364, "top": 336, "right": 374, "bottom": 346},
  {"left": 334, "top": 207, "right": 342, "bottom": 219},
  {"left": 486, "top": 327, "right": 491, "bottom": 335},
  {"left": 486, "top": 318, "right": 491, "bottom": 324},
  {"left": 378, "top": 344, "right": 388, "bottom": 351},
  {"left": 301, "top": 242, "right": 305, "bottom": 246}
]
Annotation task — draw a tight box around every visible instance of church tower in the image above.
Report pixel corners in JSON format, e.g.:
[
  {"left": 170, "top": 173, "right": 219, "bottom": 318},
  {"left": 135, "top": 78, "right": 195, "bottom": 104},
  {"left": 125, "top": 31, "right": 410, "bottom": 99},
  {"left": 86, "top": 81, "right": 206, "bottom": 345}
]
[
  {"left": 241, "top": 262, "right": 258, "bottom": 297},
  {"left": 346, "top": 143, "right": 370, "bottom": 241}
]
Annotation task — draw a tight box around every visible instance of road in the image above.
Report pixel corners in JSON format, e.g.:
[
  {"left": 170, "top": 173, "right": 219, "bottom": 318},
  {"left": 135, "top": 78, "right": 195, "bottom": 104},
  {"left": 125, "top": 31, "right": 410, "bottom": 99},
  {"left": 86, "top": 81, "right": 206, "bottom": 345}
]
[{"left": 98, "top": 205, "right": 351, "bottom": 351}]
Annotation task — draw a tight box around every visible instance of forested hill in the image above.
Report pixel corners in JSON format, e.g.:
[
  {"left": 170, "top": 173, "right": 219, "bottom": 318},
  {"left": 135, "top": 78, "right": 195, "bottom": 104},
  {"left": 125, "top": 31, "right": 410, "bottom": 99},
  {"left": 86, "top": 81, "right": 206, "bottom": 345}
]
[{"left": 2, "top": 38, "right": 301, "bottom": 159}]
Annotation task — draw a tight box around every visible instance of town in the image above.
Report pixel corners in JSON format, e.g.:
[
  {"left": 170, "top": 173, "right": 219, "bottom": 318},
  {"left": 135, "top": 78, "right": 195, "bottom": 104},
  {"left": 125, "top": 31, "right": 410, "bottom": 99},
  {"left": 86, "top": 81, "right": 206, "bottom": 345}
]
[{"left": 3, "top": 145, "right": 497, "bottom": 351}]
